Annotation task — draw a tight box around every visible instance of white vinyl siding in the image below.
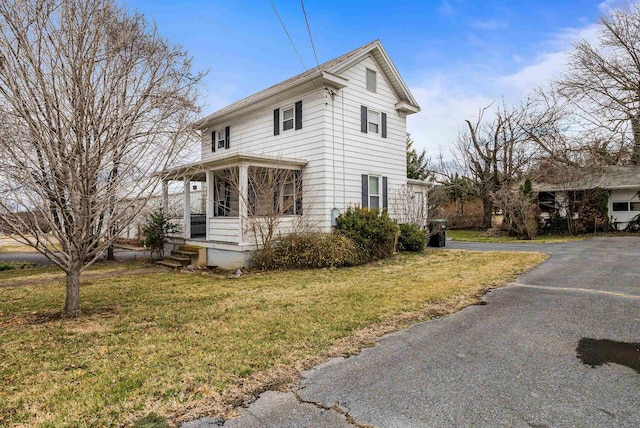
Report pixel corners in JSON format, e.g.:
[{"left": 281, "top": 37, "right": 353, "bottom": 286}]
[{"left": 198, "top": 54, "right": 410, "bottom": 233}]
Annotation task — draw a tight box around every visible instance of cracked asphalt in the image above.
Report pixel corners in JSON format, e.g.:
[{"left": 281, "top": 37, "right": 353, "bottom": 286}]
[{"left": 185, "top": 236, "right": 640, "bottom": 428}]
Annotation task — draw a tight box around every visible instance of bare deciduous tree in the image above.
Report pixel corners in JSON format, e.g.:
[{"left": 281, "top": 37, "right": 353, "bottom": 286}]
[
  {"left": 556, "top": 3, "right": 640, "bottom": 164},
  {"left": 0, "top": 0, "right": 203, "bottom": 316},
  {"left": 454, "top": 102, "right": 537, "bottom": 228}
]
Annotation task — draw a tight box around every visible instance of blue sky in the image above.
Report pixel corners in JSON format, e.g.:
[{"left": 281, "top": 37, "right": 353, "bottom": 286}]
[{"left": 124, "top": 0, "right": 622, "bottom": 155}]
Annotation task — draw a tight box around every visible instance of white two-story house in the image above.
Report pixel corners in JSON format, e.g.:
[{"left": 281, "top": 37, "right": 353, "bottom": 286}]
[{"left": 159, "top": 40, "right": 422, "bottom": 268}]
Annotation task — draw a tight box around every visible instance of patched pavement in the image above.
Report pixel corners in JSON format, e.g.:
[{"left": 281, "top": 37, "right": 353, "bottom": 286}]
[{"left": 185, "top": 237, "right": 640, "bottom": 428}]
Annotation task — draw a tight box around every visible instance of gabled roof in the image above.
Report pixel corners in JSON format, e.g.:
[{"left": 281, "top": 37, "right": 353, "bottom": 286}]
[
  {"left": 195, "top": 40, "right": 420, "bottom": 129},
  {"left": 533, "top": 165, "right": 640, "bottom": 192}
]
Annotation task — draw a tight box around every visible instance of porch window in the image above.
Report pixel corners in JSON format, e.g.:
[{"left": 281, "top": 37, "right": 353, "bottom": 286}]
[
  {"left": 213, "top": 169, "right": 239, "bottom": 217},
  {"left": 248, "top": 167, "right": 303, "bottom": 216},
  {"left": 631, "top": 202, "right": 640, "bottom": 211},
  {"left": 282, "top": 170, "right": 303, "bottom": 215}
]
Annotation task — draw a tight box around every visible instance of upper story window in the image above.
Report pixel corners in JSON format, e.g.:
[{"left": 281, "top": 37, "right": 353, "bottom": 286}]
[
  {"left": 366, "top": 68, "right": 376, "bottom": 92},
  {"left": 368, "top": 110, "right": 380, "bottom": 134},
  {"left": 282, "top": 106, "right": 294, "bottom": 131},
  {"left": 217, "top": 128, "right": 226, "bottom": 149},
  {"left": 274, "top": 101, "right": 303, "bottom": 135},
  {"left": 360, "top": 105, "right": 387, "bottom": 138},
  {"left": 211, "top": 125, "right": 230, "bottom": 152}
]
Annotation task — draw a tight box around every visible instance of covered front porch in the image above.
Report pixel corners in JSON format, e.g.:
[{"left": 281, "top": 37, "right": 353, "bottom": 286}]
[{"left": 160, "top": 154, "right": 307, "bottom": 251}]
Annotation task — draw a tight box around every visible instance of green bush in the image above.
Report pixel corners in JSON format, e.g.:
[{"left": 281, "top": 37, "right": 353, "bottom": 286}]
[
  {"left": 142, "top": 208, "right": 179, "bottom": 259},
  {"left": 398, "top": 223, "right": 426, "bottom": 252},
  {"left": 270, "top": 233, "right": 363, "bottom": 269},
  {"left": 335, "top": 207, "right": 399, "bottom": 261}
]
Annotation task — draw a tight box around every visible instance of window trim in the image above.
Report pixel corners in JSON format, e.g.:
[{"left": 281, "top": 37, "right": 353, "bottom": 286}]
[
  {"left": 368, "top": 109, "right": 380, "bottom": 134},
  {"left": 368, "top": 175, "right": 380, "bottom": 209},
  {"left": 217, "top": 128, "right": 226, "bottom": 149},
  {"left": 366, "top": 68, "right": 377, "bottom": 92},
  {"left": 281, "top": 106, "right": 294, "bottom": 132}
]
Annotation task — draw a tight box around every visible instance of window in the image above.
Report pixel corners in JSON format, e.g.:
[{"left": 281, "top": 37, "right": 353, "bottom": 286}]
[
  {"left": 282, "top": 106, "right": 294, "bottom": 131},
  {"left": 281, "top": 170, "right": 303, "bottom": 215},
  {"left": 366, "top": 68, "right": 376, "bottom": 92},
  {"left": 213, "top": 169, "right": 238, "bottom": 217},
  {"left": 631, "top": 202, "right": 640, "bottom": 212},
  {"left": 612, "top": 202, "right": 629, "bottom": 212},
  {"left": 217, "top": 128, "right": 226, "bottom": 149},
  {"left": 248, "top": 168, "right": 303, "bottom": 216},
  {"left": 538, "top": 192, "right": 556, "bottom": 213},
  {"left": 368, "top": 176, "right": 380, "bottom": 209},
  {"left": 368, "top": 110, "right": 380, "bottom": 134}
]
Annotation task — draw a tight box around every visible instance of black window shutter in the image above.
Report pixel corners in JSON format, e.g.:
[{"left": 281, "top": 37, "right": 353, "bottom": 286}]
[
  {"left": 211, "top": 130, "right": 216, "bottom": 152},
  {"left": 381, "top": 113, "right": 387, "bottom": 138},
  {"left": 225, "top": 126, "right": 230, "bottom": 149},
  {"left": 361, "top": 174, "right": 368, "bottom": 208},
  {"left": 361, "top": 106, "right": 368, "bottom": 133},
  {"left": 273, "top": 109, "right": 280, "bottom": 135},
  {"left": 295, "top": 100, "right": 303, "bottom": 130},
  {"left": 382, "top": 176, "right": 388, "bottom": 210}
]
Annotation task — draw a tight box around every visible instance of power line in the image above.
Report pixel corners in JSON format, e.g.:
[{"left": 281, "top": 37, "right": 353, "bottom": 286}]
[
  {"left": 268, "top": 0, "right": 307, "bottom": 70},
  {"left": 300, "top": 0, "right": 320, "bottom": 69}
]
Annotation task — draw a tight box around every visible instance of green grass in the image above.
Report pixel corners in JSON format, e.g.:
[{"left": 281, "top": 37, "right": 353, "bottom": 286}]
[
  {"left": 447, "top": 229, "right": 588, "bottom": 243},
  {"left": 0, "top": 250, "right": 546, "bottom": 427}
]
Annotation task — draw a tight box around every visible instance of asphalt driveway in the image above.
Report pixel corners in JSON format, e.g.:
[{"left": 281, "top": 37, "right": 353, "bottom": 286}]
[{"left": 185, "top": 237, "right": 640, "bottom": 428}]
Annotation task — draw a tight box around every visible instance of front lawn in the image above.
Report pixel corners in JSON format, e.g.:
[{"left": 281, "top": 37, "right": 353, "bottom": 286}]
[
  {"left": 447, "top": 229, "right": 588, "bottom": 243},
  {"left": 0, "top": 250, "right": 546, "bottom": 427}
]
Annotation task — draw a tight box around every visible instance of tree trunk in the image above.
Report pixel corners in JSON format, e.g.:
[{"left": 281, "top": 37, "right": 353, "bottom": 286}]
[
  {"left": 482, "top": 196, "right": 493, "bottom": 229},
  {"left": 631, "top": 112, "right": 640, "bottom": 165},
  {"left": 64, "top": 264, "right": 81, "bottom": 317},
  {"left": 107, "top": 245, "right": 115, "bottom": 261}
]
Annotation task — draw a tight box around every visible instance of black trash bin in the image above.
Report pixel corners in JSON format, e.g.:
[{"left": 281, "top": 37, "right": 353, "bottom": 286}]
[{"left": 428, "top": 219, "right": 447, "bottom": 247}]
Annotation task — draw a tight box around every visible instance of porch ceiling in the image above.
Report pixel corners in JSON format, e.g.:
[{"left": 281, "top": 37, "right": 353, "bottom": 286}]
[{"left": 156, "top": 153, "right": 308, "bottom": 180}]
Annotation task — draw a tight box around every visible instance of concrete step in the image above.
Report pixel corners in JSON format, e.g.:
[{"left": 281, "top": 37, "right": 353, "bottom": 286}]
[
  {"left": 155, "top": 260, "right": 183, "bottom": 270},
  {"left": 165, "top": 255, "right": 191, "bottom": 266},
  {"left": 179, "top": 244, "right": 204, "bottom": 252},
  {"left": 172, "top": 249, "right": 199, "bottom": 257}
]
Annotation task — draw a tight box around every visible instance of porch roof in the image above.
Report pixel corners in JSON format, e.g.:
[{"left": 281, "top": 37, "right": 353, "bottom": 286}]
[
  {"left": 156, "top": 153, "right": 308, "bottom": 181},
  {"left": 533, "top": 165, "right": 640, "bottom": 192}
]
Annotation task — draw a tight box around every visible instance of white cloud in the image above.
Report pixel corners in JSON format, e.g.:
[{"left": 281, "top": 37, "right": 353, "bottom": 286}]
[
  {"left": 406, "top": 21, "right": 605, "bottom": 159},
  {"left": 471, "top": 20, "right": 508, "bottom": 30},
  {"left": 407, "top": 75, "right": 494, "bottom": 158},
  {"left": 498, "top": 23, "right": 600, "bottom": 97},
  {"left": 598, "top": 0, "right": 625, "bottom": 12}
]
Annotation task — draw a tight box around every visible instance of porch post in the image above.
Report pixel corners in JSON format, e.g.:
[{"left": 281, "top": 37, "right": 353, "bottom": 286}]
[
  {"left": 162, "top": 180, "right": 169, "bottom": 214},
  {"left": 239, "top": 165, "right": 248, "bottom": 243},
  {"left": 183, "top": 178, "right": 191, "bottom": 239},
  {"left": 206, "top": 171, "right": 214, "bottom": 241}
]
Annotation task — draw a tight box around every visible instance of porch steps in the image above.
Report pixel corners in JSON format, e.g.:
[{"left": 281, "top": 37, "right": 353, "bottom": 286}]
[
  {"left": 155, "top": 260, "right": 183, "bottom": 270},
  {"left": 155, "top": 244, "right": 206, "bottom": 270}
]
